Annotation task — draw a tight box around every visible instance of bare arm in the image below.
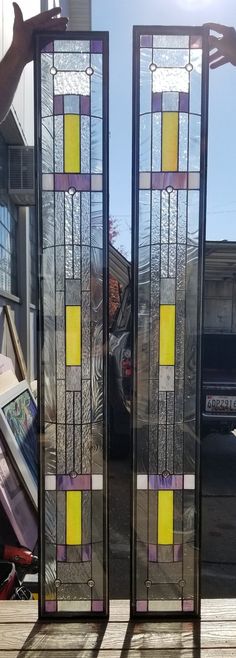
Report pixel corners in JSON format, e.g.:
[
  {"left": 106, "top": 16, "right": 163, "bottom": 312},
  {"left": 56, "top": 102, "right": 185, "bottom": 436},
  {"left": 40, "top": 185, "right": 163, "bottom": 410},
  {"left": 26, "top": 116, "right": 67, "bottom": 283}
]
[
  {"left": 0, "top": 2, "right": 68, "bottom": 123},
  {"left": 204, "top": 22, "right": 236, "bottom": 69}
]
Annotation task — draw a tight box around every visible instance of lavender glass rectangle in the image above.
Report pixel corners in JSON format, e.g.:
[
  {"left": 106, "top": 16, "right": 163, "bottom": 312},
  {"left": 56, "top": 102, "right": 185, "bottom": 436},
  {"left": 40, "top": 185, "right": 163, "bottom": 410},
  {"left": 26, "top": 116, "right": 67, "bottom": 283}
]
[
  {"left": 81, "top": 95, "right": 90, "bottom": 115},
  {"left": 136, "top": 600, "right": 148, "bottom": 612},
  {"left": 140, "top": 35, "right": 152, "bottom": 47},
  {"left": 149, "top": 544, "right": 157, "bottom": 562},
  {"left": 179, "top": 92, "right": 189, "bottom": 113},
  {"left": 152, "top": 92, "right": 162, "bottom": 112},
  {"left": 42, "top": 42, "right": 53, "bottom": 53},
  {"left": 57, "top": 545, "right": 66, "bottom": 562},
  {"left": 45, "top": 601, "right": 57, "bottom": 612},
  {"left": 92, "top": 600, "right": 104, "bottom": 612},
  {"left": 149, "top": 475, "right": 183, "bottom": 490},
  {"left": 174, "top": 544, "right": 183, "bottom": 562},
  {"left": 55, "top": 174, "right": 90, "bottom": 192},
  {"left": 91, "top": 40, "right": 103, "bottom": 53},
  {"left": 190, "top": 35, "right": 202, "bottom": 48},
  {"left": 152, "top": 172, "right": 187, "bottom": 190},
  {"left": 82, "top": 544, "right": 92, "bottom": 562},
  {"left": 57, "top": 474, "right": 91, "bottom": 490},
  {"left": 183, "top": 599, "right": 194, "bottom": 611},
  {"left": 54, "top": 95, "right": 63, "bottom": 115}
]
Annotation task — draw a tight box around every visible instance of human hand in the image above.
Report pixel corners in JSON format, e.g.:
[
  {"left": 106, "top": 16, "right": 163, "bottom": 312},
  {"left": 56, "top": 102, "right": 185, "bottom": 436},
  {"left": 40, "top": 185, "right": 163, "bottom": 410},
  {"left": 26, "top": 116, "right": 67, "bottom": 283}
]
[
  {"left": 12, "top": 2, "right": 68, "bottom": 65},
  {"left": 204, "top": 23, "right": 236, "bottom": 68}
]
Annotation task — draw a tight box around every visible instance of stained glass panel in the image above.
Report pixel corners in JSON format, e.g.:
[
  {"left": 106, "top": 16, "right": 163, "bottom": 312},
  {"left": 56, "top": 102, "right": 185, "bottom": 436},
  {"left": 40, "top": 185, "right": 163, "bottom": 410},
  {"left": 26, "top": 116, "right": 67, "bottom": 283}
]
[
  {"left": 132, "top": 27, "right": 208, "bottom": 617},
  {"left": 36, "top": 32, "right": 108, "bottom": 618}
]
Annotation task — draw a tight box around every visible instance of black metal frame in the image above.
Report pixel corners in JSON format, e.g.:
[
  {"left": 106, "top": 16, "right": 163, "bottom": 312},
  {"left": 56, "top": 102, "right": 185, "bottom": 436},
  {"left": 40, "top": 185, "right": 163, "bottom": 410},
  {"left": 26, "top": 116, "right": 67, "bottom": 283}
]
[
  {"left": 131, "top": 25, "right": 209, "bottom": 620},
  {"left": 35, "top": 30, "right": 109, "bottom": 620}
]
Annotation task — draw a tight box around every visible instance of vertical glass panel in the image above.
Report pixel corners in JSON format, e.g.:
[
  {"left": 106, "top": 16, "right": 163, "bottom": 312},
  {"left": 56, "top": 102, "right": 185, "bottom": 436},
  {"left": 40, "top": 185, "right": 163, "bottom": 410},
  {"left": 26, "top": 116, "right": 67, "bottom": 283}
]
[
  {"left": 132, "top": 27, "right": 208, "bottom": 618},
  {"left": 37, "top": 33, "right": 108, "bottom": 618}
]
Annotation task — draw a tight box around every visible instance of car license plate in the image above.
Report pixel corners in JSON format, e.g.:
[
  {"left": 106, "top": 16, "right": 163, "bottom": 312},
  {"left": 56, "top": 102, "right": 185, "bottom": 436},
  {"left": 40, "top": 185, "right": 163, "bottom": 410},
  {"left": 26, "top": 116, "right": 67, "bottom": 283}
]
[{"left": 206, "top": 395, "right": 236, "bottom": 413}]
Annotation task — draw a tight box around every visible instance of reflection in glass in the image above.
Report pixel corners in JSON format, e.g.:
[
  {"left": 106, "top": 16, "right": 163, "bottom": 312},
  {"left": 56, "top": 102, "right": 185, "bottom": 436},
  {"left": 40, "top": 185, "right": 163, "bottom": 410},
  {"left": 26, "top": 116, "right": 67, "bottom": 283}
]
[
  {"left": 132, "top": 27, "right": 208, "bottom": 617},
  {"left": 37, "top": 34, "right": 108, "bottom": 618}
]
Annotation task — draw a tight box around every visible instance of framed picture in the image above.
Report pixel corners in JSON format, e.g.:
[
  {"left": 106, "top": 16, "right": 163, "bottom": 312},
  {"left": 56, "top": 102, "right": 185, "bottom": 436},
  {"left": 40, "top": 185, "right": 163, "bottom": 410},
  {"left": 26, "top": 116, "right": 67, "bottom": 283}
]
[
  {"left": 0, "top": 429, "right": 37, "bottom": 549},
  {"left": 0, "top": 381, "right": 38, "bottom": 509}
]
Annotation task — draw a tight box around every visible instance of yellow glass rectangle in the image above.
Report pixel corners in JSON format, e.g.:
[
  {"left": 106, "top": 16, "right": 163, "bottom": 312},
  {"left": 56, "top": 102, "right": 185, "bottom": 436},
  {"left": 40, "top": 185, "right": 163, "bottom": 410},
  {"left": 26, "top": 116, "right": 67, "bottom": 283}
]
[
  {"left": 64, "top": 114, "right": 80, "bottom": 173},
  {"left": 159, "top": 305, "right": 175, "bottom": 365},
  {"left": 66, "top": 491, "right": 82, "bottom": 545},
  {"left": 66, "top": 306, "right": 81, "bottom": 366},
  {"left": 162, "top": 112, "right": 178, "bottom": 171},
  {"left": 158, "top": 490, "right": 173, "bottom": 545}
]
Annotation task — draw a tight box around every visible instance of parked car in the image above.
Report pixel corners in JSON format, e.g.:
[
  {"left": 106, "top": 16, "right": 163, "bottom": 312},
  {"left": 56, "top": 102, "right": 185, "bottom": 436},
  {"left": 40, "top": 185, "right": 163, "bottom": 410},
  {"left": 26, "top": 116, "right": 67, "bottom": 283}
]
[{"left": 202, "top": 333, "right": 236, "bottom": 434}]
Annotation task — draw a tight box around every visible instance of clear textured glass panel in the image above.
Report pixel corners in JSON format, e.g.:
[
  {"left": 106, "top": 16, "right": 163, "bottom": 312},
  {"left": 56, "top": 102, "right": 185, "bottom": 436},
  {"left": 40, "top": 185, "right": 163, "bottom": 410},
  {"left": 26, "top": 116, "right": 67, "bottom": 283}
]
[
  {"left": 152, "top": 113, "right": 161, "bottom": 171},
  {"left": 54, "top": 115, "right": 64, "bottom": 173},
  {"left": 153, "top": 49, "right": 189, "bottom": 67},
  {"left": 41, "top": 54, "right": 53, "bottom": 117},
  {"left": 80, "top": 116, "right": 90, "bottom": 174},
  {"left": 153, "top": 68, "right": 189, "bottom": 93},
  {"left": 37, "top": 34, "right": 108, "bottom": 618},
  {"left": 54, "top": 71, "right": 90, "bottom": 96},
  {"left": 162, "top": 92, "right": 179, "bottom": 111},
  {"left": 54, "top": 53, "right": 90, "bottom": 71},
  {"left": 91, "top": 117, "right": 103, "bottom": 173},
  {"left": 91, "top": 54, "right": 103, "bottom": 118},
  {"left": 65, "top": 192, "right": 73, "bottom": 245},
  {"left": 133, "top": 27, "right": 208, "bottom": 617},
  {"left": 55, "top": 40, "right": 90, "bottom": 53},
  {"left": 42, "top": 116, "right": 53, "bottom": 173},
  {"left": 42, "top": 193, "right": 54, "bottom": 248},
  {"left": 188, "top": 191, "right": 199, "bottom": 244},
  {"left": 189, "top": 49, "right": 202, "bottom": 115},
  {"left": 153, "top": 35, "right": 189, "bottom": 48},
  {"left": 139, "top": 190, "right": 151, "bottom": 247},
  {"left": 81, "top": 192, "right": 91, "bottom": 246},
  {"left": 178, "top": 113, "right": 188, "bottom": 171},
  {"left": 189, "top": 114, "right": 201, "bottom": 171},
  {"left": 140, "top": 48, "right": 152, "bottom": 115},
  {"left": 139, "top": 113, "right": 151, "bottom": 172},
  {"left": 91, "top": 193, "right": 103, "bottom": 248}
]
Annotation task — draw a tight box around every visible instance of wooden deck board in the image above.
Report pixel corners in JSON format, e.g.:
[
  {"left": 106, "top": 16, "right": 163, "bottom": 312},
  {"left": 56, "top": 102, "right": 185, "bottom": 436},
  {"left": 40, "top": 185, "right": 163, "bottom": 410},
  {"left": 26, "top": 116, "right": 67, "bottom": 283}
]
[{"left": 0, "top": 601, "right": 236, "bottom": 654}]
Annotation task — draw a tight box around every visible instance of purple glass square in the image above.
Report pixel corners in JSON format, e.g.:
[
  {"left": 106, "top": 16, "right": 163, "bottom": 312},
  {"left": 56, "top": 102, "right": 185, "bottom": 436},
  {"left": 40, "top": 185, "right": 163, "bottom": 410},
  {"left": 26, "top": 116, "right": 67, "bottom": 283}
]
[
  {"left": 136, "top": 600, "right": 147, "bottom": 612},
  {"left": 179, "top": 92, "right": 189, "bottom": 113},
  {"left": 183, "top": 599, "right": 194, "bottom": 612},
  {"left": 42, "top": 42, "right": 53, "bottom": 53},
  {"left": 57, "top": 545, "right": 66, "bottom": 562},
  {"left": 91, "top": 40, "right": 103, "bottom": 53},
  {"left": 92, "top": 600, "right": 104, "bottom": 612},
  {"left": 54, "top": 95, "right": 63, "bottom": 115},
  {"left": 152, "top": 172, "right": 188, "bottom": 190},
  {"left": 148, "top": 544, "right": 157, "bottom": 562},
  {"left": 140, "top": 35, "right": 152, "bottom": 48},
  {"left": 190, "top": 35, "right": 202, "bottom": 48},
  {"left": 55, "top": 174, "right": 91, "bottom": 193},
  {"left": 149, "top": 474, "right": 183, "bottom": 490},
  {"left": 152, "top": 92, "right": 162, "bottom": 112},
  {"left": 174, "top": 544, "right": 183, "bottom": 562},
  {"left": 45, "top": 600, "right": 57, "bottom": 612},
  {"left": 57, "top": 473, "right": 91, "bottom": 490},
  {"left": 81, "top": 95, "right": 90, "bottom": 116},
  {"left": 82, "top": 544, "right": 92, "bottom": 562}
]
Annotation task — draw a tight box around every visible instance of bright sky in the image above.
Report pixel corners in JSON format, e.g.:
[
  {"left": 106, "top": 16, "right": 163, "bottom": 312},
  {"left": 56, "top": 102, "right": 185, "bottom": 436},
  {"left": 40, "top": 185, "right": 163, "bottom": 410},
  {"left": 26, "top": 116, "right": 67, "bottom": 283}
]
[{"left": 93, "top": 0, "right": 236, "bottom": 258}]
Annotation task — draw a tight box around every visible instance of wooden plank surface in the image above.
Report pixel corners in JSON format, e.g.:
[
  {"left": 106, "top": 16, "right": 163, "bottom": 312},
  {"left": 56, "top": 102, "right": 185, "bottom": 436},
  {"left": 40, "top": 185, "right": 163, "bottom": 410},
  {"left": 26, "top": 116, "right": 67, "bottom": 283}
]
[
  {"left": 0, "top": 621, "right": 236, "bottom": 651},
  {"left": 1, "top": 601, "right": 236, "bottom": 654}
]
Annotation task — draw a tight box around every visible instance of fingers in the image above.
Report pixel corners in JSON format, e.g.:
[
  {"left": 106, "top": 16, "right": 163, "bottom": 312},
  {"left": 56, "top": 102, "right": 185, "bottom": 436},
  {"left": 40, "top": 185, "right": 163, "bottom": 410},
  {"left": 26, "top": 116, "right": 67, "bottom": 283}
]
[
  {"left": 210, "top": 55, "right": 230, "bottom": 69},
  {"left": 209, "top": 35, "right": 221, "bottom": 50},
  {"left": 203, "top": 22, "right": 230, "bottom": 35},
  {"left": 41, "top": 17, "right": 68, "bottom": 31},
  {"left": 12, "top": 2, "right": 23, "bottom": 25}
]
